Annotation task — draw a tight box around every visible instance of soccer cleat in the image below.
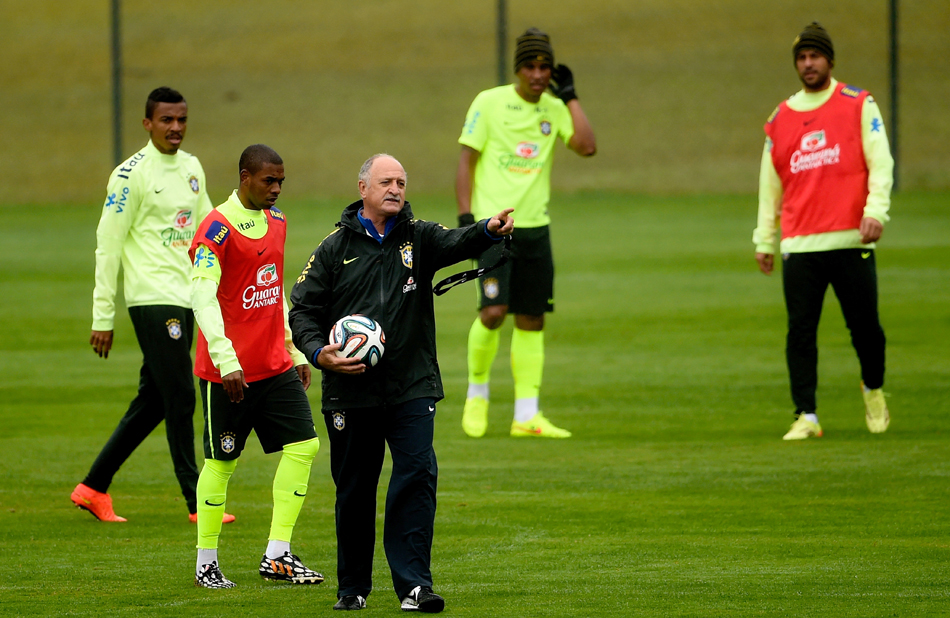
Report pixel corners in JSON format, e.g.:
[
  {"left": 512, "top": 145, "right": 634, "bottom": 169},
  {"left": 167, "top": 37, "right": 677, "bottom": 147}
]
[
  {"left": 782, "top": 415, "right": 823, "bottom": 440},
  {"left": 70, "top": 483, "right": 127, "bottom": 522},
  {"left": 461, "top": 396, "right": 489, "bottom": 438},
  {"left": 862, "top": 382, "right": 890, "bottom": 434},
  {"left": 189, "top": 512, "right": 236, "bottom": 524},
  {"left": 510, "top": 411, "right": 572, "bottom": 438},
  {"left": 334, "top": 595, "right": 367, "bottom": 611},
  {"left": 195, "top": 561, "right": 236, "bottom": 589},
  {"left": 259, "top": 551, "right": 324, "bottom": 584},
  {"left": 401, "top": 585, "right": 445, "bottom": 613}
]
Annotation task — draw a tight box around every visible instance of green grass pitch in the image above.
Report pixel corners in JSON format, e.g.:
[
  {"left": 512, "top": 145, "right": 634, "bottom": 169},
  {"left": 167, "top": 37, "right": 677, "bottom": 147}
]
[{"left": 1, "top": 191, "right": 948, "bottom": 616}]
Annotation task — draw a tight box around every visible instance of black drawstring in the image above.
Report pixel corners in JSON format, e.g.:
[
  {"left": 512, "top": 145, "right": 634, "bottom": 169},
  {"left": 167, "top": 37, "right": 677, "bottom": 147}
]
[{"left": 433, "top": 235, "right": 511, "bottom": 296}]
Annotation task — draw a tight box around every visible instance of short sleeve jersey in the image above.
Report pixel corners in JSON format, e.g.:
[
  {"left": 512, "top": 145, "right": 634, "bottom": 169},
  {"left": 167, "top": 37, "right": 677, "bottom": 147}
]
[{"left": 459, "top": 85, "right": 574, "bottom": 228}]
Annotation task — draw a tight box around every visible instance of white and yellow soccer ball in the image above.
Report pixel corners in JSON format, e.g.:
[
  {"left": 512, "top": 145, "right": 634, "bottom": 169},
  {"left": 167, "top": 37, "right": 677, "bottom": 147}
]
[{"left": 329, "top": 314, "right": 385, "bottom": 367}]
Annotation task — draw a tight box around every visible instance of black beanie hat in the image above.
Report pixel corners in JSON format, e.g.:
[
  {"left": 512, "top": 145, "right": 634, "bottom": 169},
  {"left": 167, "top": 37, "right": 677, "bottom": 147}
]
[
  {"left": 792, "top": 22, "right": 834, "bottom": 65},
  {"left": 515, "top": 28, "right": 554, "bottom": 72}
]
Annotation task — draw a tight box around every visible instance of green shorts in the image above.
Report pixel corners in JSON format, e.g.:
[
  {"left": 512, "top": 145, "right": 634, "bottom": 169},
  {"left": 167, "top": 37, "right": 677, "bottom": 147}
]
[
  {"left": 477, "top": 225, "right": 554, "bottom": 315},
  {"left": 199, "top": 369, "right": 317, "bottom": 460}
]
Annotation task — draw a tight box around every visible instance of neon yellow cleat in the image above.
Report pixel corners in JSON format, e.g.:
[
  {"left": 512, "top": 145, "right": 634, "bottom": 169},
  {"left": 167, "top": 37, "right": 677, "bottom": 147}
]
[
  {"left": 782, "top": 416, "right": 823, "bottom": 441},
  {"left": 462, "top": 397, "right": 489, "bottom": 438},
  {"left": 511, "top": 411, "right": 572, "bottom": 438},
  {"left": 862, "top": 382, "right": 890, "bottom": 434}
]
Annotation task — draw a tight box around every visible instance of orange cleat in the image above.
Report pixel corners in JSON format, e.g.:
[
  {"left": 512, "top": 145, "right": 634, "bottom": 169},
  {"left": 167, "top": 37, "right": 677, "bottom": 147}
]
[
  {"left": 70, "top": 483, "right": 127, "bottom": 522},
  {"left": 189, "top": 512, "right": 236, "bottom": 524}
]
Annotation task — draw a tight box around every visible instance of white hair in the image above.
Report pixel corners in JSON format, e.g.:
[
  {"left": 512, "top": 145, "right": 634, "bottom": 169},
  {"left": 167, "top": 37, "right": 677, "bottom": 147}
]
[{"left": 358, "top": 153, "right": 406, "bottom": 184}]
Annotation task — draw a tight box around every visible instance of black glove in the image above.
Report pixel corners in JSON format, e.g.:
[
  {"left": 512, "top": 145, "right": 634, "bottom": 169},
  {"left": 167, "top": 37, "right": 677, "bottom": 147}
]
[
  {"left": 550, "top": 64, "right": 577, "bottom": 103},
  {"left": 458, "top": 213, "right": 476, "bottom": 227}
]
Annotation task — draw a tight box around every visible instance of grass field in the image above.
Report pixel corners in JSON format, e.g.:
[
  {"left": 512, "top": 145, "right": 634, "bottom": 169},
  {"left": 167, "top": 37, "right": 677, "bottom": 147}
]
[
  {"left": 1, "top": 191, "right": 948, "bottom": 617},
  {"left": 4, "top": 0, "right": 950, "bottom": 203}
]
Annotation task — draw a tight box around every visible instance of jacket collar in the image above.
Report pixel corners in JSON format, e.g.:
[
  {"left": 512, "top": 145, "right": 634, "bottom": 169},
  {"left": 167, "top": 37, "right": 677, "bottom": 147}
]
[{"left": 339, "top": 200, "right": 414, "bottom": 235}]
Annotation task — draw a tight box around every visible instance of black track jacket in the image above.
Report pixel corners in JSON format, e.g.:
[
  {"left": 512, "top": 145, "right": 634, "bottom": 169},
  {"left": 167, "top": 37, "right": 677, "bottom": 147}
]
[{"left": 289, "top": 200, "right": 501, "bottom": 410}]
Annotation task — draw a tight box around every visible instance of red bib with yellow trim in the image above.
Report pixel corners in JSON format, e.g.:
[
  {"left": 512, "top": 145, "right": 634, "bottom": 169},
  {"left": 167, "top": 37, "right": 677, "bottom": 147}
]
[
  {"left": 765, "top": 82, "right": 869, "bottom": 240},
  {"left": 189, "top": 207, "right": 292, "bottom": 383}
]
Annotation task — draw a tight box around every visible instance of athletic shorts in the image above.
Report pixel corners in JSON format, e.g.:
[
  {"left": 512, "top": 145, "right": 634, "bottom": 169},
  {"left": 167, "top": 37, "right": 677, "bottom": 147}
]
[
  {"left": 476, "top": 225, "right": 554, "bottom": 315},
  {"left": 199, "top": 368, "right": 317, "bottom": 460}
]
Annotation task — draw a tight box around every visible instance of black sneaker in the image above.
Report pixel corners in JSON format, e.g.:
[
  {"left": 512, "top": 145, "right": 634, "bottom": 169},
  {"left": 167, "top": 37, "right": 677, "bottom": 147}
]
[
  {"left": 259, "top": 552, "right": 324, "bottom": 584},
  {"left": 195, "top": 561, "right": 236, "bottom": 589},
  {"left": 400, "top": 586, "right": 445, "bottom": 613},
  {"left": 334, "top": 595, "right": 367, "bottom": 610}
]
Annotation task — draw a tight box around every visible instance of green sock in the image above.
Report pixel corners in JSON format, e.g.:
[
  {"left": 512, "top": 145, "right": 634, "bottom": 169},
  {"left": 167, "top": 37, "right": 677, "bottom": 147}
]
[
  {"left": 468, "top": 317, "right": 500, "bottom": 385},
  {"left": 269, "top": 437, "right": 320, "bottom": 542},
  {"left": 511, "top": 327, "right": 544, "bottom": 400},
  {"left": 196, "top": 458, "right": 237, "bottom": 550}
]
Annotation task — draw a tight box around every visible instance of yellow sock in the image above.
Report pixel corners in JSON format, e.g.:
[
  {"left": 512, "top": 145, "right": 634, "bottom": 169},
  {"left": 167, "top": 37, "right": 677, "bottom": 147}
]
[
  {"left": 467, "top": 317, "right": 500, "bottom": 385},
  {"left": 511, "top": 327, "right": 544, "bottom": 401},
  {"left": 269, "top": 437, "right": 319, "bottom": 542}
]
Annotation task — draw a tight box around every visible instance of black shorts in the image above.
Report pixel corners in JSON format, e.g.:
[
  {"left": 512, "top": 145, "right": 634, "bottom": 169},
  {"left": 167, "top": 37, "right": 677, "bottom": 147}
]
[
  {"left": 477, "top": 225, "right": 554, "bottom": 315},
  {"left": 199, "top": 368, "right": 317, "bottom": 460}
]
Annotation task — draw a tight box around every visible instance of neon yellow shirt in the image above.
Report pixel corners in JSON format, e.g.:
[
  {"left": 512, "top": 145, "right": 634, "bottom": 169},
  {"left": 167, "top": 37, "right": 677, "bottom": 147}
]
[
  {"left": 191, "top": 190, "right": 305, "bottom": 377},
  {"left": 92, "top": 139, "right": 213, "bottom": 330},
  {"left": 754, "top": 78, "right": 894, "bottom": 254},
  {"left": 459, "top": 84, "right": 574, "bottom": 228}
]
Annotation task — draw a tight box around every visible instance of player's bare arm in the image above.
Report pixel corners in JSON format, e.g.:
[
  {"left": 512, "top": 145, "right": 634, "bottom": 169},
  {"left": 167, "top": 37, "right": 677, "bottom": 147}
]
[
  {"left": 221, "top": 369, "right": 248, "bottom": 403},
  {"left": 295, "top": 364, "right": 312, "bottom": 390},
  {"left": 90, "top": 329, "right": 114, "bottom": 359},
  {"left": 317, "top": 343, "right": 366, "bottom": 375},
  {"left": 566, "top": 101, "right": 596, "bottom": 156},
  {"left": 456, "top": 146, "right": 480, "bottom": 225},
  {"left": 860, "top": 217, "right": 884, "bottom": 244}
]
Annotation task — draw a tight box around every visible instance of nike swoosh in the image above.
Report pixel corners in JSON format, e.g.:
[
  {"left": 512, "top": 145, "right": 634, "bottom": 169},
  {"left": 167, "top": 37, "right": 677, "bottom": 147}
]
[
  {"left": 82, "top": 498, "right": 93, "bottom": 505},
  {"left": 294, "top": 490, "right": 306, "bottom": 497},
  {"left": 428, "top": 406, "right": 435, "bottom": 412},
  {"left": 862, "top": 251, "right": 871, "bottom": 259},
  {"left": 205, "top": 499, "right": 225, "bottom": 507},
  {"left": 343, "top": 257, "right": 359, "bottom": 264},
  {"left": 154, "top": 187, "right": 165, "bottom": 193},
  {"left": 258, "top": 248, "right": 266, "bottom": 255}
]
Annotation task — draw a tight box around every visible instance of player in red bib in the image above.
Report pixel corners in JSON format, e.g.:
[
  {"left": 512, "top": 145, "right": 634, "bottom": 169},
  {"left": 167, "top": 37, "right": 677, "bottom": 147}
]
[
  {"left": 753, "top": 23, "right": 893, "bottom": 440},
  {"left": 188, "top": 145, "right": 323, "bottom": 588}
]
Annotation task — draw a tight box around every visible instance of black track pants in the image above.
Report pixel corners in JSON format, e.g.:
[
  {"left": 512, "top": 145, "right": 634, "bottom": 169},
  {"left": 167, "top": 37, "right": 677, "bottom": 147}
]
[{"left": 782, "top": 249, "right": 886, "bottom": 413}]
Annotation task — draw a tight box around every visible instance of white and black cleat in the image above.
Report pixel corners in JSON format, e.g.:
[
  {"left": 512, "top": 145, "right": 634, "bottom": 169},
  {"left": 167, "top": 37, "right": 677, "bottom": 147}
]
[
  {"left": 259, "top": 551, "right": 324, "bottom": 584},
  {"left": 195, "top": 561, "right": 236, "bottom": 589}
]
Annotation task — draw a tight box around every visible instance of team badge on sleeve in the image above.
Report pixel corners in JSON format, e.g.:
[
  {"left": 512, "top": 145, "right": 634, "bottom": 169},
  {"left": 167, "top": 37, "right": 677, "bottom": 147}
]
[
  {"left": 189, "top": 176, "right": 200, "bottom": 193},
  {"left": 205, "top": 220, "right": 230, "bottom": 245},
  {"left": 332, "top": 412, "right": 346, "bottom": 431},
  {"left": 166, "top": 318, "right": 183, "bottom": 340}
]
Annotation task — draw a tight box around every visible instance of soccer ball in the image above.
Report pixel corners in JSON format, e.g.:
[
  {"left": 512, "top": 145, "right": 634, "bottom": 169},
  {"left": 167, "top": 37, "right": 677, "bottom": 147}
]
[{"left": 329, "top": 314, "right": 385, "bottom": 367}]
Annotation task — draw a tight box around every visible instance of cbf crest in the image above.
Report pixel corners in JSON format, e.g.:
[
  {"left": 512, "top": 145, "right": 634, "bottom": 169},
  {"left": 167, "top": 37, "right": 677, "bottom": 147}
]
[
  {"left": 399, "top": 242, "right": 413, "bottom": 269},
  {"left": 332, "top": 412, "right": 346, "bottom": 431},
  {"left": 540, "top": 120, "right": 552, "bottom": 136},
  {"left": 189, "top": 175, "right": 200, "bottom": 193},
  {"left": 220, "top": 432, "right": 236, "bottom": 453},
  {"left": 483, "top": 277, "right": 500, "bottom": 299},
  {"left": 166, "top": 318, "right": 182, "bottom": 340}
]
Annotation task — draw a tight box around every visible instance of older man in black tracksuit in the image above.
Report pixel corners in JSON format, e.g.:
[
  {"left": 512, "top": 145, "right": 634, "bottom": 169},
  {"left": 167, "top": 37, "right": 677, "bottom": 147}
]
[{"left": 289, "top": 154, "right": 513, "bottom": 613}]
